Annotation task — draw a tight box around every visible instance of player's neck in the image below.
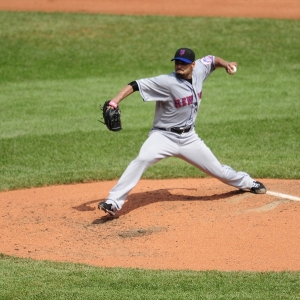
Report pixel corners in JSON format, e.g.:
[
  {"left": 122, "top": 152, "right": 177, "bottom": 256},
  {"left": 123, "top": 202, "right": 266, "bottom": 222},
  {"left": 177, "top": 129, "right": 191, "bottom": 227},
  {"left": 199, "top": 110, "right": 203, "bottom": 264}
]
[{"left": 176, "top": 74, "right": 193, "bottom": 84}]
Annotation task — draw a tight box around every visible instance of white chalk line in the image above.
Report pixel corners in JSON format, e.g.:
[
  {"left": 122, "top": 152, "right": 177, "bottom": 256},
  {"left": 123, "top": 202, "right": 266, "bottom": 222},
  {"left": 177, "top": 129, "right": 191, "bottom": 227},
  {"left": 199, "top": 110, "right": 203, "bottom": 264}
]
[{"left": 267, "top": 190, "right": 300, "bottom": 202}]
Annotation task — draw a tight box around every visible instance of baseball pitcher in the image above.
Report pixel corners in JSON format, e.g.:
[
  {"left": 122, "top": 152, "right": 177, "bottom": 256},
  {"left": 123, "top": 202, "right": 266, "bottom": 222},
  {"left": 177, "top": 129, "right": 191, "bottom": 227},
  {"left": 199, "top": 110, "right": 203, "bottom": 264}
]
[{"left": 99, "top": 48, "right": 267, "bottom": 216}]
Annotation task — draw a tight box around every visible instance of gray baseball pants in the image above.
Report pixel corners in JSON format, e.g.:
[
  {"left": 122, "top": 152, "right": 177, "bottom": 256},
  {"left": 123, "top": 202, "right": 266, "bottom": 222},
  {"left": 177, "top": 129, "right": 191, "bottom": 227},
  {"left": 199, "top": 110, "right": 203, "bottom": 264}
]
[{"left": 106, "top": 129, "right": 254, "bottom": 210}]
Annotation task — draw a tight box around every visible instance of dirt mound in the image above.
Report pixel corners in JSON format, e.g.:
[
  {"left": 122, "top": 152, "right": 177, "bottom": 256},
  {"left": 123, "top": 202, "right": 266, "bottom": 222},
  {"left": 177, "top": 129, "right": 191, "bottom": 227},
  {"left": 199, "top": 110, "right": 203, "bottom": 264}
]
[{"left": 1, "top": 178, "right": 299, "bottom": 271}]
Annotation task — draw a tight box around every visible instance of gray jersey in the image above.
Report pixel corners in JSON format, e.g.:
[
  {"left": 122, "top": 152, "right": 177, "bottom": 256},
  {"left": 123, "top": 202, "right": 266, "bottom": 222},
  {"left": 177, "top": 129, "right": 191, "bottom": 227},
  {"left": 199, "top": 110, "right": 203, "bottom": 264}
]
[{"left": 136, "top": 55, "right": 215, "bottom": 128}]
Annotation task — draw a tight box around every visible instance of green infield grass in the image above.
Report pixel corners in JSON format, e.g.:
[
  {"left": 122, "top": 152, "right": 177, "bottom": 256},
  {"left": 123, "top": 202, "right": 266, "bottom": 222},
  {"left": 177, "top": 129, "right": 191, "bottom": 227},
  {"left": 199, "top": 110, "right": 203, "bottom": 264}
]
[{"left": 1, "top": 254, "right": 300, "bottom": 300}]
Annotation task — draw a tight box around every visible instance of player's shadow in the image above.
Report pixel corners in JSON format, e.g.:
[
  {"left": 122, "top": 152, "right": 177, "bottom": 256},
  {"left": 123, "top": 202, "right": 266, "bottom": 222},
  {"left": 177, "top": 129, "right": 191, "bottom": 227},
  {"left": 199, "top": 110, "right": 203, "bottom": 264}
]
[
  {"left": 84, "top": 188, "right": 244, "bottom": 224},
  {"left": 72, "top": 200, "right": 98, "bottom": 212}
]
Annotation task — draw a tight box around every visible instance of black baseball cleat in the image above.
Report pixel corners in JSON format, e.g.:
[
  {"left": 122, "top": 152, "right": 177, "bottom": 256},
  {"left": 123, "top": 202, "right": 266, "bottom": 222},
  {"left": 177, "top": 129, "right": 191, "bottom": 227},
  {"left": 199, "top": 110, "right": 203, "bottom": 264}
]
[
  {"left": 98, "top": 202, "right": 116, "bottom": 216},
  {"left": 250, "top": 181, "right": 267, "bottom": 194}
]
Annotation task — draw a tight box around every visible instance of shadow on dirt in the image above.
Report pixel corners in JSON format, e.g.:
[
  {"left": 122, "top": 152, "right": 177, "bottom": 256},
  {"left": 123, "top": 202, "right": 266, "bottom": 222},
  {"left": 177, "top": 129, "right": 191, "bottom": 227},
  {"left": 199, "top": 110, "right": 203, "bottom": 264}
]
[
  {"left": 73, "top": 188, "right": 245, "bottom": 223},
  {"left": 121, "top": 188, "right": 243, "bottom": 215}
]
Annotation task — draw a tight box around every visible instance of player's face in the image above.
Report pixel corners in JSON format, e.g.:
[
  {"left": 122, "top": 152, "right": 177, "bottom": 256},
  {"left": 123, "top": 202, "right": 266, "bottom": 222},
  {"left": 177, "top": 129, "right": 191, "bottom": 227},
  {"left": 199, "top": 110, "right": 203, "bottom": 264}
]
[{"left": 174, "top": 60, "right": 195, "bottom": 79}]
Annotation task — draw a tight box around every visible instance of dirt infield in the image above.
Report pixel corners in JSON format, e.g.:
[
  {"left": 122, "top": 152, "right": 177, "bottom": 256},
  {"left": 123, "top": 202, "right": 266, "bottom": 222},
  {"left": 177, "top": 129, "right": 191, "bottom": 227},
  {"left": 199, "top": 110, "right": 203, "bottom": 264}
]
[
  {"left": 1, "top": 1, "right": 299, "bottom": 271},
  {"left": 1, "top": 178, "right": 300, "bottom": 271},
  {"left": 1, "top": 0, "right": 300, "bottom": 19}
]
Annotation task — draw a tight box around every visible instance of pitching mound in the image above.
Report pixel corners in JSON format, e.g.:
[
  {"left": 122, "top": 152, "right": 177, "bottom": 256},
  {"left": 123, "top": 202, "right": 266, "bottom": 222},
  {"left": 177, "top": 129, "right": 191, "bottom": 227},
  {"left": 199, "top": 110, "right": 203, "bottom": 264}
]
[{"left": 1, "top": 178, "right": 299, "bottom": 271}]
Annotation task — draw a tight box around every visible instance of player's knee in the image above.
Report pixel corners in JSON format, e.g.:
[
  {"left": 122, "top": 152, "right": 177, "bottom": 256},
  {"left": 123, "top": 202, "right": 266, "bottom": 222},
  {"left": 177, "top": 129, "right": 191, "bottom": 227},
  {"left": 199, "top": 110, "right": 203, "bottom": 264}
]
[{"left": 135, "top": 153, "right": 157, "bottom": 167}]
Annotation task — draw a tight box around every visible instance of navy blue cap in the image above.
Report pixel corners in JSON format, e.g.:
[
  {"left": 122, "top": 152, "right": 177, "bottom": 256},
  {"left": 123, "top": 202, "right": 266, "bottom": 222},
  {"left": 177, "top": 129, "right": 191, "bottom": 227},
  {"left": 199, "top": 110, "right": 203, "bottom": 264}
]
[{"left": 171, "top": 48, "right": 195, "bottom": 64}]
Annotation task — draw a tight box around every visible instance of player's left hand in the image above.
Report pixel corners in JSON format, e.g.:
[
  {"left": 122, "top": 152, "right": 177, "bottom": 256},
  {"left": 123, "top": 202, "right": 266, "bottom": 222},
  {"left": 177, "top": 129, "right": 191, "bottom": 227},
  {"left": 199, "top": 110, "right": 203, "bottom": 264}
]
[{"left": 99, "top": 100, "right": 122, "bottom": 131}]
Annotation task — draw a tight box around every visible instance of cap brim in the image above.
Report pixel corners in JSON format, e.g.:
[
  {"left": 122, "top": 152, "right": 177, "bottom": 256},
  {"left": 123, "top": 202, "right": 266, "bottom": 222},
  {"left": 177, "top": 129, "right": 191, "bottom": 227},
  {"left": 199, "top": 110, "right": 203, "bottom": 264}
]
[{"left": 171, "top": 57, "right": 193, "bottom": 64}]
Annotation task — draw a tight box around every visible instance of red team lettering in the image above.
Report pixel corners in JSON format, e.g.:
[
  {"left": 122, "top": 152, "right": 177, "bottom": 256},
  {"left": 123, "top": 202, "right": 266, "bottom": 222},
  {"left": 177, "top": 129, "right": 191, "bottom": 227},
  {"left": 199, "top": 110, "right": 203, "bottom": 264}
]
[{"left": 173, "top": 92, "right": 202, "bottom": 108}]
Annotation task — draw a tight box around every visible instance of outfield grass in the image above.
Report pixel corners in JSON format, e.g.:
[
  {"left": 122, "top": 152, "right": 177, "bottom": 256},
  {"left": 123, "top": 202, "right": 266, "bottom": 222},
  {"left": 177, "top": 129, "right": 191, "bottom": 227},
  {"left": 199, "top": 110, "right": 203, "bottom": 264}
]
[
  {"left": 0, "top": 11, "right": 299, "bottom": 190},
  {"left": 0, "top": 11, "right": 300, "bottom": 299}
]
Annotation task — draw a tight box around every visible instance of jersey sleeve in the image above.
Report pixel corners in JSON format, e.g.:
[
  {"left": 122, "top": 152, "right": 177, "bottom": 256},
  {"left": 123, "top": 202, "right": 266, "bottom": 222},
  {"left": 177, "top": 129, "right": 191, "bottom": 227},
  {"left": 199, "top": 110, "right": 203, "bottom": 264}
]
[
  {"left": 136, "top": 75, "right": 171, "bottom": 102},
  {"left": 195, "top": 55, "right": 216, "bottom": 81}
]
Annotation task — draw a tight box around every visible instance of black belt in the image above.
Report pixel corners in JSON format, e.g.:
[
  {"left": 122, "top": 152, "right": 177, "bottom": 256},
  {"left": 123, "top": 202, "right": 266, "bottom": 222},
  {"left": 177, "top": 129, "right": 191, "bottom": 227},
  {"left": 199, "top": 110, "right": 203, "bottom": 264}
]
[{"left": 156, "top": 126, "right": 192, "bottom": 134}]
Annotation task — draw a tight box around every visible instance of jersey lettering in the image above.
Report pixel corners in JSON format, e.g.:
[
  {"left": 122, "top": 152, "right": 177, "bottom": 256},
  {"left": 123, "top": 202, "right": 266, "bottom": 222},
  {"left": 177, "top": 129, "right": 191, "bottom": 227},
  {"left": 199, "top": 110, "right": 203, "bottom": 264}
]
[
  {"left": 173, "top": 95, "right": 193, "bottom": 108},
  {"left": 187, "top": 95, "right": 193, "bottom": 105},
  {"left": 174, "top": 99, "right": 181, "bottom": 108}
]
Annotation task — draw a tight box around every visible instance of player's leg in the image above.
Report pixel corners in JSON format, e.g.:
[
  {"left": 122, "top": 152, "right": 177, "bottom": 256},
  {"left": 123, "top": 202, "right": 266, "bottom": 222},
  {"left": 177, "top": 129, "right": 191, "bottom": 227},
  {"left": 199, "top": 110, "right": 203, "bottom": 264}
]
[
  {"left": 101, "top": 131, "right": 179, "bottom": 213},
  {"left": 178, "top": 133, "right": 255, "bottom": 190}
]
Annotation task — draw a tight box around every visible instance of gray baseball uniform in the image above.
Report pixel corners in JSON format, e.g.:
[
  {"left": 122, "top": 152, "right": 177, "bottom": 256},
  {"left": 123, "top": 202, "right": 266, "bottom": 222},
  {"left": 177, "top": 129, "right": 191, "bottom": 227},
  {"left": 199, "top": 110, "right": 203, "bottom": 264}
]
[{"left": 105, "top": 55, "right": 255, "bottom": 211}]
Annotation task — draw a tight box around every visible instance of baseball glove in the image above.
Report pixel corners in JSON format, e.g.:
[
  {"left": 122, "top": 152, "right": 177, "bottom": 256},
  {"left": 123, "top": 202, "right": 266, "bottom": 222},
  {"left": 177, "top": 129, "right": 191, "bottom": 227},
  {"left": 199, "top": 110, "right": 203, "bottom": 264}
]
[{"left": 99, "top": 100, "right": 122, "bottom": 132}]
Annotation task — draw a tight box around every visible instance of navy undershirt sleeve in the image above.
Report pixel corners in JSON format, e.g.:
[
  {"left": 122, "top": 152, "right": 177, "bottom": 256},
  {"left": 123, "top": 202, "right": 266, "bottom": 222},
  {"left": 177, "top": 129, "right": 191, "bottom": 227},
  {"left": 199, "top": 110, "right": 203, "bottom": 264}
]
[{"left": 128, "top": 81, "right": 139, "bottom": 91}]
